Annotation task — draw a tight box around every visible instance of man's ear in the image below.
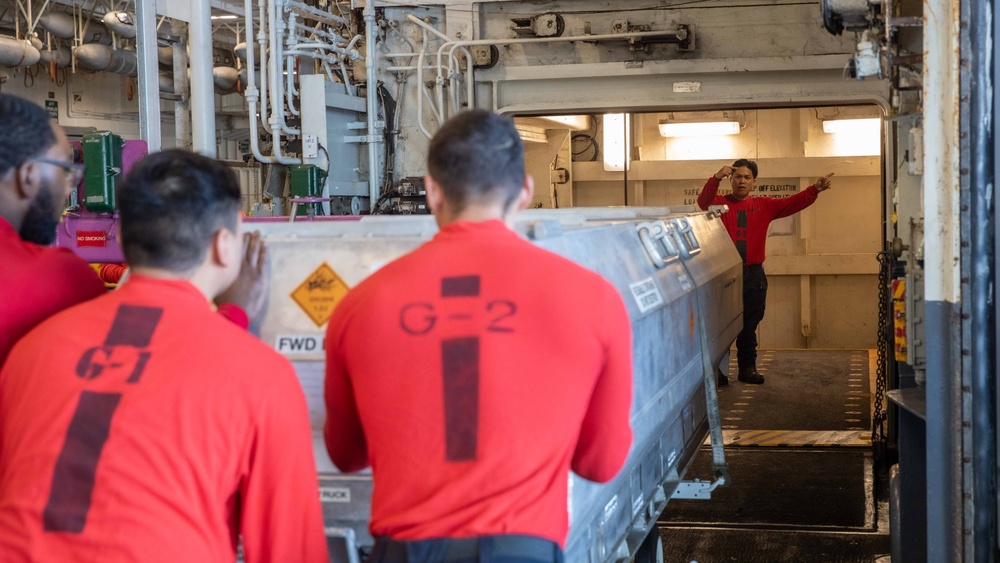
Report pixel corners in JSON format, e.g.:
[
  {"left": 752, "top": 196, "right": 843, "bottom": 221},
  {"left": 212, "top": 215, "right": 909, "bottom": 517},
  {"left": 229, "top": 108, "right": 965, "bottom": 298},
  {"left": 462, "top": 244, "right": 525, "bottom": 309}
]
[
  {"left": 515, "top": 174, "right": 535, "bottom": 211},
  {"left": 14, "top": 162, "right": 41, "bottom": 201},
  {"left": 425, "top": 174, "right": 444, "bottom": 216},
  {"left": 211, "top": 227, "right": 239, "bottom": 269}
]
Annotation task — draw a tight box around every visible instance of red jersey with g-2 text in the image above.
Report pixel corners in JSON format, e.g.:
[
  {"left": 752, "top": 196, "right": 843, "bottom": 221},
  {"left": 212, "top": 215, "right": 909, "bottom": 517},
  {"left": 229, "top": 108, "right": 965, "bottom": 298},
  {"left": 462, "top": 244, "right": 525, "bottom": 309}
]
[
  {"left": 0, "top": 275, "right": 328, "bottom": 563},
  {"left": 324, "top": 220, "right": 634, "bottom": 546}
]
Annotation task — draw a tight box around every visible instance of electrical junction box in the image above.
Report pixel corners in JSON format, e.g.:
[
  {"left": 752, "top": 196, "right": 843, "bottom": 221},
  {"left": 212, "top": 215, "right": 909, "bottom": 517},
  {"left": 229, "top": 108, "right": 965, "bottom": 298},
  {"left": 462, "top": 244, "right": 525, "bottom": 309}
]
[
  {"left": 289, "top": 164, "right": 326, "bottom": 217},
  {"left": 82, "top": 131, "right": 124, "bottom": 213}
]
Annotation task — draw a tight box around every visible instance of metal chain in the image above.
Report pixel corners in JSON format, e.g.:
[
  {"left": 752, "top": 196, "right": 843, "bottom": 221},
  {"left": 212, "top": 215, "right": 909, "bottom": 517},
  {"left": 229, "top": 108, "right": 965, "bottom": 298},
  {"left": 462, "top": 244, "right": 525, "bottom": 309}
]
[{"left": 872, "top": 248, "right": 892, "bottom": 464}]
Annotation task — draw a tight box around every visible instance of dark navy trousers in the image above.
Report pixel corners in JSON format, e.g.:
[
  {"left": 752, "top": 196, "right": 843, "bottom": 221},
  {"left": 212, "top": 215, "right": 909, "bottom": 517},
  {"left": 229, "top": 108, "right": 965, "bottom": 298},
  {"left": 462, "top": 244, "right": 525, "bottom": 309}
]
[{"left": 737, "top": 264, "right": 768, "bottom": 370}]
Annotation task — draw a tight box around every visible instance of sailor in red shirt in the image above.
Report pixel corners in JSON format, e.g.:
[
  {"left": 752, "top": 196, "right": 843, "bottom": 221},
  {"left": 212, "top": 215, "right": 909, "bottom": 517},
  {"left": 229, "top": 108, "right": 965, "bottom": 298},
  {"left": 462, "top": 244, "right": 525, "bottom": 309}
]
[
  {"left": 697, "top": 158, "right": 834, "bottom": 385},
  {"left": 325, "top": 110, "right": 633, "bottom": 562},
  {"left": 0, "top": 94, "right": 264, "bottom": 366},
  {"left": 0, "top": 150, "right": 328, "bottom": 563},
  {"left": 0, "top": 93, "right": 106, "bottom": 365}
]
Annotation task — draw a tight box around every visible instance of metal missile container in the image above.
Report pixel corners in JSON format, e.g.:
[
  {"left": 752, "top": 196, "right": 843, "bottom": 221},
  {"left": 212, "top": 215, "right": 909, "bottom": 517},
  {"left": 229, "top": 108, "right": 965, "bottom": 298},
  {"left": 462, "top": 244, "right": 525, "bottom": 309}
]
[{"left": 249, "top": 206, "right": 741, "bottom": 562}]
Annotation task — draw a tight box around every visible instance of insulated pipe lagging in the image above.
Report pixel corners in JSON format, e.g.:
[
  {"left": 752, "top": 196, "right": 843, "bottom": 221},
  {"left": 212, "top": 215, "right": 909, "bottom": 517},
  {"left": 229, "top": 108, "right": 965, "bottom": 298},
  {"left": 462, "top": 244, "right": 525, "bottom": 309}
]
[{"left": 243, "top": 0, "right": 276, "bottom": 162}]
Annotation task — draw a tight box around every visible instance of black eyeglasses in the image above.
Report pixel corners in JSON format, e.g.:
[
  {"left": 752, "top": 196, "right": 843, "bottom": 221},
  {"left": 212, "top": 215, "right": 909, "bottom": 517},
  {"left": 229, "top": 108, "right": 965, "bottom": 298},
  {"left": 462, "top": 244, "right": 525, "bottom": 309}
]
[{"left": 29, "top": 157, "right": 86, "bottom": 185}]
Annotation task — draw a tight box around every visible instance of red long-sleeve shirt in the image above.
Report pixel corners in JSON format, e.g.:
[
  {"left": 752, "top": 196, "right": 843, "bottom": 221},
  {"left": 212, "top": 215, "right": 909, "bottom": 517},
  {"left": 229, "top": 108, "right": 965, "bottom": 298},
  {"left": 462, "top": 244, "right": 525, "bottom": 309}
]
[
  {"left": 0, "top": 275, "right": 328, "bottom": 563},
  {"left": 0, "top": 218, "right": 249, "bottom": 370},
  {"left": 0, "top": 217, "right": 106, "bottom": 366},
  {"left": 324, "top": 219, "right": 633, "bottom": 546},
  {"left": 697, "top": 176, "right": 819, "bottom": 265}
]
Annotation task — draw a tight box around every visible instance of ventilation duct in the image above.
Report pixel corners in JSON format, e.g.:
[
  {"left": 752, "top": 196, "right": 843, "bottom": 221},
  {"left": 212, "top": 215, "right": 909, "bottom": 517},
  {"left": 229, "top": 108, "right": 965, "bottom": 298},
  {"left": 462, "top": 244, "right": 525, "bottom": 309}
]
[{"left": 74, "top": 44, "right": 137, "bottom": 76}]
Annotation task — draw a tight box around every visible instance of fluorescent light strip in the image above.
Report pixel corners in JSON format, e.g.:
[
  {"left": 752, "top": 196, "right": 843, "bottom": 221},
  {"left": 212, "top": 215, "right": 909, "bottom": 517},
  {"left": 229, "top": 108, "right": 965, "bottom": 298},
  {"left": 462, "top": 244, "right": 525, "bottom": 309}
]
[
  {"left": 603, "top": 113, "right": 630, "bottom": 172},
  {"left": 658, "top": 121, "right": 740, "bottom": 137}
]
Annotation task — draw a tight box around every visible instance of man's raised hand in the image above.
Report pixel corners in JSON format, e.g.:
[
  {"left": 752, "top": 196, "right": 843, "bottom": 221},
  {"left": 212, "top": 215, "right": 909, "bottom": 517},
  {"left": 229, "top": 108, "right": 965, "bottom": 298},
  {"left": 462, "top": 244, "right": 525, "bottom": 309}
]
[
  {"left": 815, "top": 173, "right": 835, "bottom": 192},
  {"left": 715, "top": 165, "right": 734, "bottom": 180}
]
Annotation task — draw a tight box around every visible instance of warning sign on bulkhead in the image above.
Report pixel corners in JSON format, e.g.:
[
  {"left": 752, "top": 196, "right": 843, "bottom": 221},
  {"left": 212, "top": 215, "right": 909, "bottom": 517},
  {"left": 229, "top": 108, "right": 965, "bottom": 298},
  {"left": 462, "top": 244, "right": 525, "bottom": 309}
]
[{"left": 290, "top": 262, "right": 351, "bottom": 327}]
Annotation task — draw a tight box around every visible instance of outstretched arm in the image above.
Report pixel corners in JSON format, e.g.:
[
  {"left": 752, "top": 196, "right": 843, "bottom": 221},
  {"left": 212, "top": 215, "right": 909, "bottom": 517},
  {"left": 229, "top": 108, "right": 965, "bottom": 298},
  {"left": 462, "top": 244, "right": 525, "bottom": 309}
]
[
  {"left": 697, "top": 166, "right": 733, "bottom": 210},
  {"left": 770, "top": 173, "right": 834, "bottom": 219}
]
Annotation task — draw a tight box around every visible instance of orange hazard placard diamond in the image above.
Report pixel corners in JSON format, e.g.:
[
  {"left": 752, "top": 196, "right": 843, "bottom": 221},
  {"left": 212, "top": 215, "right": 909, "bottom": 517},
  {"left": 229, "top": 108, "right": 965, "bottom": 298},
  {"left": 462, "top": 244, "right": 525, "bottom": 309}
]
[{"left": 291, "top": 262, "right": 351, "bottom": 327}]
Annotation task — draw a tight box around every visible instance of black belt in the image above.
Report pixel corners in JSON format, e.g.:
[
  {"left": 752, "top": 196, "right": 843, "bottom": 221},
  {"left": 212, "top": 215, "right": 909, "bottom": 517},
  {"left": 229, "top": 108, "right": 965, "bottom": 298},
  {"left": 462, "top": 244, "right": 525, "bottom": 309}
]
[
  {"left": 743, "top": 263, "right": 764, "bottom": 273},
  {"left": 372, "top": 534, "right": 562, "bottom": 563}
]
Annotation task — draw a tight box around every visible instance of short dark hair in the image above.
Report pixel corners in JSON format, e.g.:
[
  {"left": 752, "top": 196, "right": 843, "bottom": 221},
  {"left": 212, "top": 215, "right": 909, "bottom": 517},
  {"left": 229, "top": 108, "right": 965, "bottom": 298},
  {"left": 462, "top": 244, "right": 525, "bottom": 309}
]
[
  {"left": 427, "top": 109, "right": 524, "bottom": 212},
  {"left": 732, "top": 158, "right": 758, "bottom": 179},
  {"left": 119, "top": 150, "right": 241, "bottom": 271},
  {"left": 0, "top": 94, "right": 57, "bottom": 178}
]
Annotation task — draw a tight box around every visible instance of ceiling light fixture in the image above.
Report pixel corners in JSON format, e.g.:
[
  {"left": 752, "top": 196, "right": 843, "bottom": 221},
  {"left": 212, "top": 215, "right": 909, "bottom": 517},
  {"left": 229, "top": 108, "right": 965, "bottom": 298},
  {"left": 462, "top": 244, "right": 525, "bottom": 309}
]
[
  {"left": 822, "top": 117, "right": 881, "bottom": 134},
  {"left": 658, "top": 121, "right": 740, "bottom": 137},
  {"left": 603, "top": 113, "right": 631, "bottom": 172}
]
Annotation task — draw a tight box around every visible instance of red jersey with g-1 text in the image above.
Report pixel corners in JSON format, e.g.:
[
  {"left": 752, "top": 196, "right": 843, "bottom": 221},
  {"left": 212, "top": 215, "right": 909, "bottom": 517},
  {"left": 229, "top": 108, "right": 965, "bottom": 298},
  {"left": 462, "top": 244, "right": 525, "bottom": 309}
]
[
  {"left": 697, "top": 176, "right": 819, "bottom": 265},
  {"left": 0, "top": 275, "right": 328, "bottom": 563},
  {"left": 324, "top": 219, "right": 634, "bottom": 546}
]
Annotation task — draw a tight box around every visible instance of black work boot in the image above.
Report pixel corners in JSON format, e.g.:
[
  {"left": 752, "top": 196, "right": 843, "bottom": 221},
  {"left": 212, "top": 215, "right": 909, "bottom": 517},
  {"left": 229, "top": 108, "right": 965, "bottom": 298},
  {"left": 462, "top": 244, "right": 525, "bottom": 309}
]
[
  {"left": 737, "top": 366, "right": 765, "bottom": 384},
  {"left": 715, "top": 368, "right": 729, "bottom": 387}
]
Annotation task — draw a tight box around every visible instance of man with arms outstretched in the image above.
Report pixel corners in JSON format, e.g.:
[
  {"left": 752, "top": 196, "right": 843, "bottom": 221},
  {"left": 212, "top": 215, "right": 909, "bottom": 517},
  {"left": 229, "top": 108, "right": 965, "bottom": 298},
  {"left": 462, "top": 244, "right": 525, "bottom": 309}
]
[{"left": 698, "top": 158, "right": 834, "bottom": 385}]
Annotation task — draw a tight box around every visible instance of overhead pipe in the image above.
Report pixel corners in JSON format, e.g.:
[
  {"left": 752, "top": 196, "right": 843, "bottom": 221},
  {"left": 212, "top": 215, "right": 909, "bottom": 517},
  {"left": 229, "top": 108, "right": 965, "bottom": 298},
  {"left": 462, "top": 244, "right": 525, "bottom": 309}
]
[
  {"left": 258, "top": 0, "right": 300, "bottom": 137},
  {"left": 286, "top": 42, "right": 360, "bottom": 61},
  {"left": 289, "top": 20, "right": 348, "bottom": 45},
  {"left": 442, "top": 29, "right": 689, "bottom": 120},
  {"left": 257, "top": 0, "right": 272, "bottom": 135},
  {"left": 414, "top": 27, "right": 436, "bottom": 139},
  {"left": 271, "top": 0, "right": 299, "bottom": 135},
  {"left": 74, "top": 44, "right": 137, "bottom": 75},
  {"left": 285, "top": 0, "right": 349, "bottom": 27},
  {"left": 321, "top": 61, "right": 337, "bottom": 83},
  {"left": 39, "top": 44, "right": 71, "bottom": 67},
  {"left": 171, "top": 20, "right": 190, "bottom": 150},
  {"left": 363, "top": 0, "right": 379, "bottom": 204},
  {"left": 338, "top": 58, "right": 355, "bottom": 96},
  {"left": 188, "top": 0, "right": 216, "bottom": 156},
  {"left": 135, "top": 0, "right": 160, "bottom": 152},
  {"left": 406, "top": 15, "right": 456, "bottom": 122},
  {"left": 285, "top": 12, "right": 299, "bottom": 116},
  {"left": 267, "top": 0, "right": 300, "bottom": 163},
  {"left": 242, "top": 0, "right": 277, "bottom": 163},
  {"left": 404, "top": 15, "right": 475, "bottom": 121}
]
